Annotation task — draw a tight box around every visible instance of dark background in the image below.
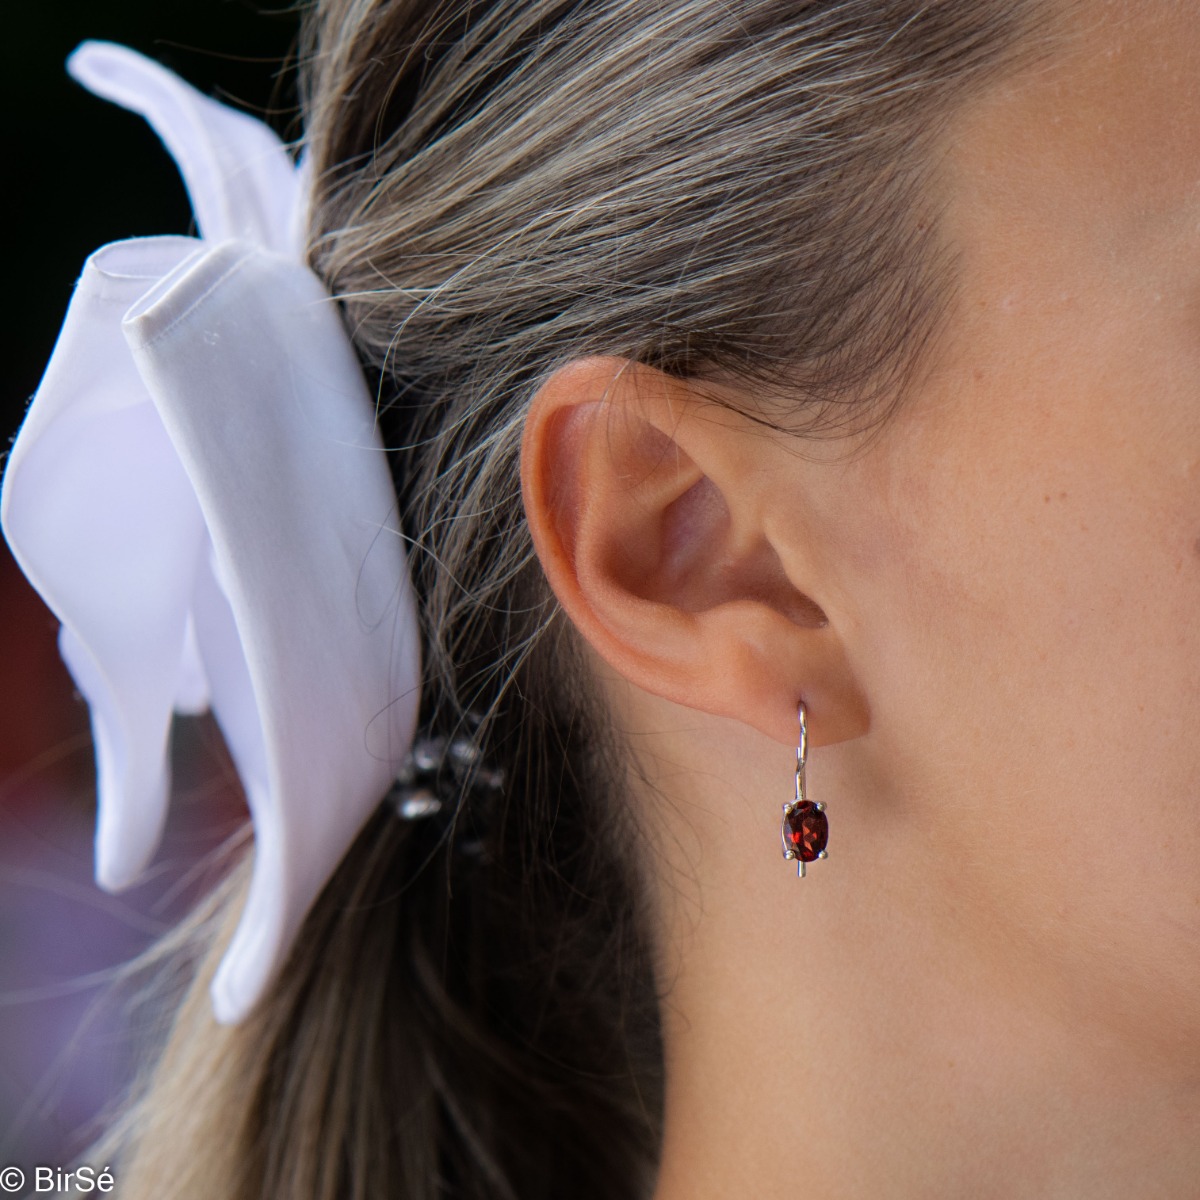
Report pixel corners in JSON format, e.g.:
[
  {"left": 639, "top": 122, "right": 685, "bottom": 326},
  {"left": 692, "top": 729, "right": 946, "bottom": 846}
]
[{"left": 1, "top": 0, "right": 301, "bottom": 1176}]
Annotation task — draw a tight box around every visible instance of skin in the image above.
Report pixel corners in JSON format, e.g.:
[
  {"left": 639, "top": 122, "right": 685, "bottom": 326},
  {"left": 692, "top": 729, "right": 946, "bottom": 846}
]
[{"left": 521, "top": 3, "right": 1200, "bottom": 1197}]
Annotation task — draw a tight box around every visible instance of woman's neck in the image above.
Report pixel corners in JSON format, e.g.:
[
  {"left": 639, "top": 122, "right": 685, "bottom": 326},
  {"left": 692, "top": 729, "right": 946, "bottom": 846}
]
[
  {"left": 649, "top": 861, "right": 1200, "bottom": 1199},
  {"left": 625, "top": 698, "right": 1200, "bottom": 1200}
]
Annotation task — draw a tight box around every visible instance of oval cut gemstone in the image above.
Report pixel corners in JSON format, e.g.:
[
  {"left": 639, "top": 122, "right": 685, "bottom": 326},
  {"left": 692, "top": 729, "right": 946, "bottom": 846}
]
[{"left": 785, "top": 801, "right": 828, "bottom": 862}]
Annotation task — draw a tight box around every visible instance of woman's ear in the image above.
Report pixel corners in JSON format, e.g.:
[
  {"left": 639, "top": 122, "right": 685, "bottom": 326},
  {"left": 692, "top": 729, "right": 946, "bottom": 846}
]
[{"left": 520, "top": 356, "right": 869, "bottom": 748}]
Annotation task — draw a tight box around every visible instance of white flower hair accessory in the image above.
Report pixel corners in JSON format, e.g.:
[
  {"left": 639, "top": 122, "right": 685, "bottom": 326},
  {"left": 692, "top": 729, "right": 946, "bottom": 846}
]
[{"left": 0, "top": 42, "right": 422, "bottom": 1024}]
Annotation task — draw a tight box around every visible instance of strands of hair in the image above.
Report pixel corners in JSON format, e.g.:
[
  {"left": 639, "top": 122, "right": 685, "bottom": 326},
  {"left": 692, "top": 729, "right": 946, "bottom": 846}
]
[{"left": 93, "top": 3, "right": 1044, "bottom": 1198}]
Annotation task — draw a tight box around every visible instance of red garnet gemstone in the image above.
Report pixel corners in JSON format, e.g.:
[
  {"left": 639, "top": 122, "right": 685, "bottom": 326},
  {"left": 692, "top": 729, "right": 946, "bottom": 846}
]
[{"left": 785, "top": 801, "right": 828, "bottom": 863}]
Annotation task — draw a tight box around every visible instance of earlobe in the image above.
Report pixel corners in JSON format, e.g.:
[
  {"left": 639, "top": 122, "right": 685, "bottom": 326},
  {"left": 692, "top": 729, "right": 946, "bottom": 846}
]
[{"left": 520, "top": 356, "right": 870, "bottom": 749}]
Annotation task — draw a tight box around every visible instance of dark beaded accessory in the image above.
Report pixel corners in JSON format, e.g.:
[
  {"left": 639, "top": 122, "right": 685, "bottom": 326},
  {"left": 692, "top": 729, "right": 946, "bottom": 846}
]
[{"left": 385, "top": 729, "right": 504, "bottom": 861}]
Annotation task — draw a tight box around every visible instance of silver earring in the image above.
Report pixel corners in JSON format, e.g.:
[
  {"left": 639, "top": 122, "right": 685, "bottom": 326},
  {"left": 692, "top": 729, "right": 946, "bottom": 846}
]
[{"left": 781, "top": 700, "right": 828, "bottom": 877}]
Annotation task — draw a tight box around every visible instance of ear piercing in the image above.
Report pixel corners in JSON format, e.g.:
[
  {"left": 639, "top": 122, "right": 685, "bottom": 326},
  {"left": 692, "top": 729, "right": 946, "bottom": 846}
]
[{"left": 781, "top": 700, "right": 828, "bottom": 877}]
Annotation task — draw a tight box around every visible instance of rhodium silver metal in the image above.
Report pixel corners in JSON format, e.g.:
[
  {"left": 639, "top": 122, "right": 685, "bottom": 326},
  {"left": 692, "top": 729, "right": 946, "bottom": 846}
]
[{"left": 781, "top": 700, "right": 828, "bottom": 877}]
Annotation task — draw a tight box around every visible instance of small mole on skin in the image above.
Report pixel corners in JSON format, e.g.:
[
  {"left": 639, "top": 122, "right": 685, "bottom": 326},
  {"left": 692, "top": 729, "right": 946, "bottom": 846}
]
[{"left": 1193, "top": 536, "right": 1200, "bottom": 560}]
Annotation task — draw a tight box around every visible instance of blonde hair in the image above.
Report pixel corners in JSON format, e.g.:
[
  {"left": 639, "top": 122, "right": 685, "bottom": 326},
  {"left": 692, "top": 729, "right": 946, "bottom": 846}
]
[{"left": 95, "top": 3, "right": 1045, "bottom": 1197}]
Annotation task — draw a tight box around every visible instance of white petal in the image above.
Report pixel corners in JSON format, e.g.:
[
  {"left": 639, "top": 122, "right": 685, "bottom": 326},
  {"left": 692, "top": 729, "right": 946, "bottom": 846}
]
[
  {"left": 124, "top": 240, "right": 421, "bottom": 1024},
  {"left": 0, "top": 237, "right": 209, "bottom": 890},
  {"left": 68, "top": 41, "right": 301, "bottom": 256}
]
